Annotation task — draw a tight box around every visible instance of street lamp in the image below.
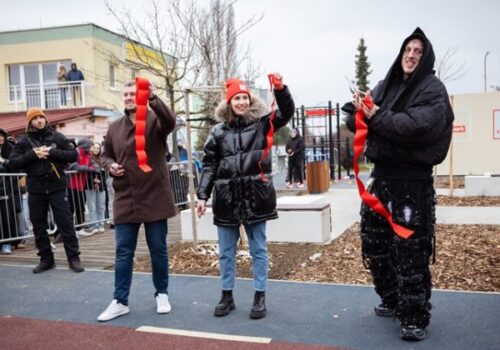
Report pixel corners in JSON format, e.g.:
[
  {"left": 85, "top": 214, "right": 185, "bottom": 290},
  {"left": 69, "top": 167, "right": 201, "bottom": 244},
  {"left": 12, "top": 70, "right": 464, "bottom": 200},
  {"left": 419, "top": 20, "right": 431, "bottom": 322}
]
[{"left": 484, "top": 51, "right": 490, "bottom": 93}]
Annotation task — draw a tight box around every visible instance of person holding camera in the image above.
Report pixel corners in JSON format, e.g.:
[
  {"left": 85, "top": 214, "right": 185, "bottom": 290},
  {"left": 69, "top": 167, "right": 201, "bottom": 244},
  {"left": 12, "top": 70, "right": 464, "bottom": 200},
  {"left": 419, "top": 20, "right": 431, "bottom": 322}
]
[
  {"left": 196, "top": 74, "right": 295, "bottom": 319},
  {"left": 3, "top": 108, "right": 84, "bottom": 273}
]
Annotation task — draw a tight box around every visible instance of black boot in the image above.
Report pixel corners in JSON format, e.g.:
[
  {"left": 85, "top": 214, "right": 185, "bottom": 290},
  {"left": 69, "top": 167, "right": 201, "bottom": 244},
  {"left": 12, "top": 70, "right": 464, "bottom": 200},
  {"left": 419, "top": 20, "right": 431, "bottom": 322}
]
[
  {"left": 250, "top": 291, "right": 266, "bottom": 319},
  {"left": 68, "top": 256, "right": 85, "bottom": 273},
  {"left": 33, "top": 258, "right": 56, "bottom": 274},
  {"left": 400, "top": 325, "right": 426, "bottom": 341},
  {"left": 214, "top": 290, "right": 235, "bottom": 317},
  {"left": 374, "top": 302, "right": 396, "bottom": 317}
]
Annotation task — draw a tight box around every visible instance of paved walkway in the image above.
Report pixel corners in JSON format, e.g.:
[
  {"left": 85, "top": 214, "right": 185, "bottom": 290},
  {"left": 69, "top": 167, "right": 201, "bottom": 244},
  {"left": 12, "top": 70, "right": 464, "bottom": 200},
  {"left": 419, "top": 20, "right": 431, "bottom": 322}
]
[{"left": 0, "top": 265, "right": 498, "bottom": 349}]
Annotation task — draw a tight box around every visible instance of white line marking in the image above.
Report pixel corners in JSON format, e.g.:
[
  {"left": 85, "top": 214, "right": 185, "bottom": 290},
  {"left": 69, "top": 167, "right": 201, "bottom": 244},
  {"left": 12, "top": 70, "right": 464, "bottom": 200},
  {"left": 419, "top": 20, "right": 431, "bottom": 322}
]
[{"left": 136, "top": 326, "right": 272, "bottom": 344}]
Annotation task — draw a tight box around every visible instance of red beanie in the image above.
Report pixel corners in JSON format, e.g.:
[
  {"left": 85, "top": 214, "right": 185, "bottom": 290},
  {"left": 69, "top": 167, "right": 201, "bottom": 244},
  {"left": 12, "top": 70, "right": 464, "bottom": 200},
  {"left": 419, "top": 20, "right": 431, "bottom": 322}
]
[{"left": 225, "top": 78, "right": 250, "bottom": 103}]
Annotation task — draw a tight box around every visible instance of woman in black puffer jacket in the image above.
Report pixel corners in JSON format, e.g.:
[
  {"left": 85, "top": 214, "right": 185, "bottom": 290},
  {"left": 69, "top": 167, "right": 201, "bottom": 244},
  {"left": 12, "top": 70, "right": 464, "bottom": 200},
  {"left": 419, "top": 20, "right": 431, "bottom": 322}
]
[{"left": 196, "top": 74, "right": 295, "bottom": 320}]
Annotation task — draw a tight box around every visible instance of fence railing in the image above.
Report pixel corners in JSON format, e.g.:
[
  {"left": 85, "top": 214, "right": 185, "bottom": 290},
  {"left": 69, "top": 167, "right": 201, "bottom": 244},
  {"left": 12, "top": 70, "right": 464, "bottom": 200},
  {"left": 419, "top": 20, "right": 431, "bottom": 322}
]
[
  {"left": 0, "top": 161, "right": 200, "bottom": 244},
  {"left": 5, "top": 81, "right": 88, "bottom": 111}
]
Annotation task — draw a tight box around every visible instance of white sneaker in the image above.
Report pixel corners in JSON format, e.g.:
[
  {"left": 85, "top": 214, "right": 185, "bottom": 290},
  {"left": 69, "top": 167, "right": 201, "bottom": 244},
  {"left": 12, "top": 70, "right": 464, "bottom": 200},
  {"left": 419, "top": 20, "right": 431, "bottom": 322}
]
[
  {"left": 76, "top": 229, "right": 94, "bottom": 238},
  {"left": 156, "top": 293, "right": 172, "bottom": 314},
  {"left": 97, "top": 300, "right": 130, "bottom": 322},
  {"left": 98, "top": 227, "right": 105, "bottom": 233}
]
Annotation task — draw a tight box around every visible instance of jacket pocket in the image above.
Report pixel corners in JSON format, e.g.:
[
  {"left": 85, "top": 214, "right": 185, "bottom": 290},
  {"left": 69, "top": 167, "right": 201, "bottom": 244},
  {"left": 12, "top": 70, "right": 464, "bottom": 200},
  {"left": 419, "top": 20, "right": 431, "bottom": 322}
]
[
  {"left": 213, "top": 180, "right": 233, "bottom": 219},
  {"left": 250, "top": 179, "right": 276, "bottom": 216}
]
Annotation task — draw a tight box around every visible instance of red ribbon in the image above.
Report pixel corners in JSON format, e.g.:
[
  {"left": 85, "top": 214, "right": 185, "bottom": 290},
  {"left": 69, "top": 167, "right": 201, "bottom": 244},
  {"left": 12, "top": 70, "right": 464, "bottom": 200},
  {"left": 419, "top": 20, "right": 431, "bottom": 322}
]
[
  {"left": 135, "top": 77, "right": 153, "bottom": 173},
  {"left": 258, "top": 74, "right": 278, "bottom": 182},
  {"left": 353, "top": 95, "right": 414, "bottom": 239}
]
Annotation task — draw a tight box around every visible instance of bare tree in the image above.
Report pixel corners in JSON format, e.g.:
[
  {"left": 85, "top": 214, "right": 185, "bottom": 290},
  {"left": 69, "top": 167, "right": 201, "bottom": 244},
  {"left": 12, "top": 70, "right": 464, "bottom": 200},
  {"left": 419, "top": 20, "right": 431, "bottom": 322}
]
[
  {"left": 436, "top": 46, "right": 467, "bottom": 83},
  {"left": 192, "top": 0, "right": 263, "bottom": 150}
]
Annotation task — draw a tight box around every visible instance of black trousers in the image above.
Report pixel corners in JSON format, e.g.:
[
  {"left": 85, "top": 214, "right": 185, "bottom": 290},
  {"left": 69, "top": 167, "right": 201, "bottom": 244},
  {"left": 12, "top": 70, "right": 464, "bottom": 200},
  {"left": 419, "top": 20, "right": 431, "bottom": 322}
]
[
  {"left": 287, "top": 157, "right": 303, "bottom": 183},
  {"left": 360, "top": 178, "right": 435, "bottom": 328},
  {"left": 29, "top": 190, "right": 80, "bottom": 260}
]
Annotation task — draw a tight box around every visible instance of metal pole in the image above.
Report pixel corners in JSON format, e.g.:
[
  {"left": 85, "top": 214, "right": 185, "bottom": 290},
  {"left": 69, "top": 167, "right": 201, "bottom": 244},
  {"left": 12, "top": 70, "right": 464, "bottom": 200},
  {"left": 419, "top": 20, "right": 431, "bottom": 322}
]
[
  {"left": 183, "top": 89, "right": 198, "bottom": 248},
  {"left": 484, "top": 51, "right": 490, "bottom": 93},
  {"left": 336, "top": 102, "right": 341, "bottom": 180},
  {"left": 328, "top": 101, "right": 334, "bottom": 179},
  {"left": 449, "top": 95, "right": 454, "bottom": 197}
]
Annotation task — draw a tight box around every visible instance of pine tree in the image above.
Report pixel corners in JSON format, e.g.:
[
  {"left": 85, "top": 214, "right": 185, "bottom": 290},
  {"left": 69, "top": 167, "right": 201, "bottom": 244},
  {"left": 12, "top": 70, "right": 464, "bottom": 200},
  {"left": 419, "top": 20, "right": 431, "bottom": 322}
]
[{"left": 355, "top": 38, "right": 372, "bottom": 92}]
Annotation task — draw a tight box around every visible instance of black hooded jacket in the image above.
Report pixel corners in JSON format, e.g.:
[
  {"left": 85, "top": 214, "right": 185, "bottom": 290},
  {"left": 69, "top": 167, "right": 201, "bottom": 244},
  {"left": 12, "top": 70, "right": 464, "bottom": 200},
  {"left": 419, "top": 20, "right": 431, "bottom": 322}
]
[
  {"left": 285, "top": 129, "right": 305, "bottom": 162},
  {"left": 197, "top": 87, "right": 295, "bottom": 226},
  {"left": 343, "top": 28, "right": 454, "bottom": 180},
  {"left": 7, "top": 126, "right": 77, "bottom": 193}
]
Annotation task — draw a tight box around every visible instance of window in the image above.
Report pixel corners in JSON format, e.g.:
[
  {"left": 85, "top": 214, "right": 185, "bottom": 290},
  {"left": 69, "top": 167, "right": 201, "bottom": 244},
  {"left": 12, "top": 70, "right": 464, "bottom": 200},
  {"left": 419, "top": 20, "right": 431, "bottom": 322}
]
[
  {"left": 8, "top": 65, "right": 21, "bottom": 101},
  {"left": 109, "top": 64, "right": 116, "bottom": 88}
]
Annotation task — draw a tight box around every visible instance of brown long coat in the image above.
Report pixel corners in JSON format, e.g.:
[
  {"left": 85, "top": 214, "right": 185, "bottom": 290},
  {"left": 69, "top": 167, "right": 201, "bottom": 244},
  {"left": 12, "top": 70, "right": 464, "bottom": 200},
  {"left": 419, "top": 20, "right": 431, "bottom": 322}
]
[{"left": 101, "top": 96, "right": 177, "bottom": 224}]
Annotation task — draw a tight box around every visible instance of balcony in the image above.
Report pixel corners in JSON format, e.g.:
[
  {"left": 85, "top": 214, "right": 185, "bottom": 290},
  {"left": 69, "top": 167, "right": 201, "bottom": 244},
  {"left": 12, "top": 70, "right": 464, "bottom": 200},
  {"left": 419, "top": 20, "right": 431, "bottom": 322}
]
[{"left": 5, "top": 81, "right": 90, "bottom": 111}]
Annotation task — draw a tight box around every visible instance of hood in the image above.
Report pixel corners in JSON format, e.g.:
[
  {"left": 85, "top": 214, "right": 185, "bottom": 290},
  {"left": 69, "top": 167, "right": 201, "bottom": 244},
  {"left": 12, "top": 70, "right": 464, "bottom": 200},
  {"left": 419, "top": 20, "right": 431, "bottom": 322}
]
[
  {"left": 77, "top": 137, "right": 93, "bottom": 151},
  {"left": 377, "top": 27, "right": 436, "bottom": 112},
  {"left": 214, "top": 94, "right": 269, "bottom": 125},
  {"left": 0, "top": 128, "right": 8, "bottom": 138}
]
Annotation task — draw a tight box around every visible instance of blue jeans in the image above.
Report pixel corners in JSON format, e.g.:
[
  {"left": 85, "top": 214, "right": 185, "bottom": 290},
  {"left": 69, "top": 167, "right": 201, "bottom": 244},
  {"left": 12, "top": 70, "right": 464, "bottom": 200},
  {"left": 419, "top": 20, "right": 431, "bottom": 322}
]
[
  {"left": 114, "top": 220, "right": 168, "bottom": 305},
  {"left": 217, "top": 222, "right": 268, "bottom": 292},
  {"left": 85, "top": 189, "right": 105, "bottom": 229}
]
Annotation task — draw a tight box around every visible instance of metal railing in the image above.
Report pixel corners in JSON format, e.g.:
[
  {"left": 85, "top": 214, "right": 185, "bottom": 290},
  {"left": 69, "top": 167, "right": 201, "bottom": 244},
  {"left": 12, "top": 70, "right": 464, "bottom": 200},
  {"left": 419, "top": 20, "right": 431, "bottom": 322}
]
[
  {"left": 6, "top": 81, "right": 87, "bottom": 111},
  {"left": 0, "top": 161, "right": 200, "bottom": 243}
]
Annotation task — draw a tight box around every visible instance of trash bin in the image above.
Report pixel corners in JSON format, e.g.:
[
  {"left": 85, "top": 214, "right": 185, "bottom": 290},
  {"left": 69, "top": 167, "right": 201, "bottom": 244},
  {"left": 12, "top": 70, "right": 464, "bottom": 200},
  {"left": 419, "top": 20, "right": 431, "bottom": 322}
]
[{"left": 306, "top": 160, "right": 330, "bottom": 194}]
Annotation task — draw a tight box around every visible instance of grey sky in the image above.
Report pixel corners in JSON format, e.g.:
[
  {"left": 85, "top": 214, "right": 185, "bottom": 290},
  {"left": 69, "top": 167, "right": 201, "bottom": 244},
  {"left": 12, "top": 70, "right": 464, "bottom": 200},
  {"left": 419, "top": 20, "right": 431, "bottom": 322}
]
[{"left": 1, "top": 0, "right": 499, "bottom": 106}]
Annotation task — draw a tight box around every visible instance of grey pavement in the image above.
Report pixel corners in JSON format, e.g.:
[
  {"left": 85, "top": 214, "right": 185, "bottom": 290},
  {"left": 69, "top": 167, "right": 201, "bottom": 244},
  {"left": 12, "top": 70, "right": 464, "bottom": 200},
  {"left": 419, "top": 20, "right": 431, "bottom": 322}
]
[{"left": 0, "top": 265, "right": 498, "bottom": 350}]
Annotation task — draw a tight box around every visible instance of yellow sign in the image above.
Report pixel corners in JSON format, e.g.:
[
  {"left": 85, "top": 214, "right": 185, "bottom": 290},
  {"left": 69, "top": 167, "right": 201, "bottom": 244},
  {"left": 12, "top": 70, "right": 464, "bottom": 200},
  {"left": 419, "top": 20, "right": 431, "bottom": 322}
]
[{"left": 125, "top": 42, "right": 165, "bottom": 68}]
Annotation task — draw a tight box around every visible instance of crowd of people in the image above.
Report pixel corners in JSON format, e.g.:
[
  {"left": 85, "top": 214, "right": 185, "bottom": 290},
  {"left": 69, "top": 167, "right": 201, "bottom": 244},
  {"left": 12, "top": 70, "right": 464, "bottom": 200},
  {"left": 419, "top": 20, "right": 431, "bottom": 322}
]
[{"left": 0, "top": 28, "right": 454, "bottom": 342}]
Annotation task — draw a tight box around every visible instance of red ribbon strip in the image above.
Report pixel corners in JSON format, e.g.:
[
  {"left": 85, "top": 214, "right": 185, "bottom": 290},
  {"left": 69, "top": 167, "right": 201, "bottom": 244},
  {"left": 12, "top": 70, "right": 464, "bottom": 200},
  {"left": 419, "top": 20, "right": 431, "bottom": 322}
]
[
  {"left": 135, "top": 77, "right": 153, "bottom": 173},
  {"left": 353, "top": 95, "right": 414, "bottom": 239},
  {"left": 258, "top": 74, "right": 278, "bottom": 182}
]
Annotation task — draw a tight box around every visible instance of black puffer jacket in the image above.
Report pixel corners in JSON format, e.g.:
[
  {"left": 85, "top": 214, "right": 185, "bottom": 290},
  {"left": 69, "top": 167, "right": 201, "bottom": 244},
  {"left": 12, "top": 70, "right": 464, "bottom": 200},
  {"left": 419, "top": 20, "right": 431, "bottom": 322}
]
[
  {"left": 285, "top": 130, "right": 305, "bottom": 162},
  {"left": 7, "top": 127, "right": 77, "bottom": 193},
  {"left": 197, "top": 87, "right": 295, "bottom": 226},
  {"left": 343, "top": 28, "right": 454, "bottom": 180}
]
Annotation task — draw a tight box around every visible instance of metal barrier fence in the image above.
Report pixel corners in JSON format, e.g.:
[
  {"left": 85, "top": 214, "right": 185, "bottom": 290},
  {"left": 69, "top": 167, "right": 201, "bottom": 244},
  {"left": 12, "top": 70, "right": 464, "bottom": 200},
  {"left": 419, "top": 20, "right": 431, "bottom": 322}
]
[{"left": 0, "top": 161, "right": 200, "bottom": 244}]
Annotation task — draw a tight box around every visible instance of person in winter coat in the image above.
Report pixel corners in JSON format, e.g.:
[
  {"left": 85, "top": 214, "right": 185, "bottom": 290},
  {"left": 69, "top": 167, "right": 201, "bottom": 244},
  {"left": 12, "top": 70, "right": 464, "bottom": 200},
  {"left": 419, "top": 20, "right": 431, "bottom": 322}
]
[
  {"left": 196, "top": 74, "right": 295, "bottom": 319},
  {"left": 66, "top": 63, "right": 85, "bottom": 106},
  {"left": 0, "top": 129, "right": 21, "bottom": 254},
  {"left": 285, "top": 127, "right": 305, "bottom": 188},
  {"left": 85, "top": 142, "right": 106, "bottom": 234},
  {"left": 342, "top": 28, "right": 454, "bottom": 341},
  {"left": 2, "top": 108, "right": 84, "bottom": 273},
  {"left": 67, "top": 138, "right": 94, "bottom": 236},
  {"left": 97, "top": 80, "right": 177, "bottom": 322}
]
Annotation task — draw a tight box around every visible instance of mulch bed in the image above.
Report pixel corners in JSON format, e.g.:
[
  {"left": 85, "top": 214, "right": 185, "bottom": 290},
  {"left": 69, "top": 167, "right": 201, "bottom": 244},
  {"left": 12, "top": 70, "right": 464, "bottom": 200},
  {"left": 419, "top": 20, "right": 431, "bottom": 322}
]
[{"left": 135, "top": 222, "right": 500, "bottom": 293}]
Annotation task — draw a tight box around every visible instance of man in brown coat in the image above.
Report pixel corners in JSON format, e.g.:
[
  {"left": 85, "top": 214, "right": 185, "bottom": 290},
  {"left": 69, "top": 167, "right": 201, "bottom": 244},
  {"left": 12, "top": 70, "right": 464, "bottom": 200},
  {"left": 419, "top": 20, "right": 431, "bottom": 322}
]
[{"left": 97, "top": 80, "right": 177, "bottom": 322}]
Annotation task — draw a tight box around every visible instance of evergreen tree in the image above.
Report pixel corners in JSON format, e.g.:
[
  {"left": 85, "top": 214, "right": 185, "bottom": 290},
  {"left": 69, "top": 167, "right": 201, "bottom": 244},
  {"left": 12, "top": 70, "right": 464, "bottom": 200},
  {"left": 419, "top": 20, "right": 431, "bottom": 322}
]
[{"left": 355, "top": 38, "right": 372, "bottom": 92}]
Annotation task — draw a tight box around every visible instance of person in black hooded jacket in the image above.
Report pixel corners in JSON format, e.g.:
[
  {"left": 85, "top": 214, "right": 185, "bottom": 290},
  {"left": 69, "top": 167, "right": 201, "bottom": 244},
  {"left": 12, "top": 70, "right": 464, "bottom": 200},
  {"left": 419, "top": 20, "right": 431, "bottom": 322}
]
[
  {"left": 285, "top": 128, "right": 305, "bottom": 188},
  {"left": 3, "top": 108, "right": 84, "bottom": 274},
  {"left": 196, "top": 74, "right": 295, "bottom": 320},
  {"left": 342, "top": 28, "right": 454, "bottom": 341}
]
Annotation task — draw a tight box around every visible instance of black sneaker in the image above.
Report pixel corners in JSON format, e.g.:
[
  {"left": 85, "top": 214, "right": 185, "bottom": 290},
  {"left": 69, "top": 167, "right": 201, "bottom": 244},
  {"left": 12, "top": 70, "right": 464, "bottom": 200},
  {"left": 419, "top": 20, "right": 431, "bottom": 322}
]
[
  {"left": 249, "top": 291, "right": 266, "bottom": 319},
  {"left": 400, "top": 325, "right": 426, "bottom": 341},
  {"left": 374, "top": 303, "right": 395, "bottom": 317},
  {"left": 68, "top": 256, "right": 85, "bottom": 273},
  {"left": 214, "top": 291, "right": 235, "bottom": 317},
  {"left": 33, "top": 259, "right": 56, "bottom": 274}
]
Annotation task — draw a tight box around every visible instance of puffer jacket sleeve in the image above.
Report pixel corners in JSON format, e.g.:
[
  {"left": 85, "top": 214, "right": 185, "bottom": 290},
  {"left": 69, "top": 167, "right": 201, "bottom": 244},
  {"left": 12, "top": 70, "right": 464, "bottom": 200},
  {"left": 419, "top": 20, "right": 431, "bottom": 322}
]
[
  {"left": 5, "top": 139, "right": 37, "bottom": 170},
  {"left": 48, "top": 132, "right": 78, "bottom": 164},
  {"left": 197, "top": 128, "right": 219, "bottom": 201},
  {"left": 368, "top": 77, "right": 451, "bottom": 148},
  {"left": 271, "top": 86, "right": 295, "bottom": 130}
]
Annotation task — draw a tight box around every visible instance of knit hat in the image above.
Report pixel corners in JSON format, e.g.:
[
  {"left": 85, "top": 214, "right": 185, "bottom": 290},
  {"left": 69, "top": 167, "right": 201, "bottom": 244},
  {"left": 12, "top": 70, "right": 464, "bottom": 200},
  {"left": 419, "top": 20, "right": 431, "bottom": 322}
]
[
  {"left": 225, "top": 78, "right": 250, "bottom": 103},
  {"left": 26, "top": 107, "right": 46, "bottom": 125}
]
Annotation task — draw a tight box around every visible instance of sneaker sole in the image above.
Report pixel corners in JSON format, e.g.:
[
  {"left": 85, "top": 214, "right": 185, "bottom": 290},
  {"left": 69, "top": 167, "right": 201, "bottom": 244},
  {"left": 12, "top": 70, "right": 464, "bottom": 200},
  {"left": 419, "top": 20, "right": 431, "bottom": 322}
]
[
  {"left": 249, "top": 310, "right": 266, "bottom": 319},
  {"left": 97, "top": 309, "right": 129, "bottom": 322}
]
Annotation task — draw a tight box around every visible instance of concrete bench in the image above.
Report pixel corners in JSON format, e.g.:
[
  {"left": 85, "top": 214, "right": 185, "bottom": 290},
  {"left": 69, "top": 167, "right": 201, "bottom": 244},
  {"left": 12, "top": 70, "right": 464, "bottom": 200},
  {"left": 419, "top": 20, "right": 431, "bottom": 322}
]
[
  {"left": 181, "top": 195, "right": 331, "bottom": 243},
  {"left": 465, "top": 173, "right": 500, "bottom": 196}
]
